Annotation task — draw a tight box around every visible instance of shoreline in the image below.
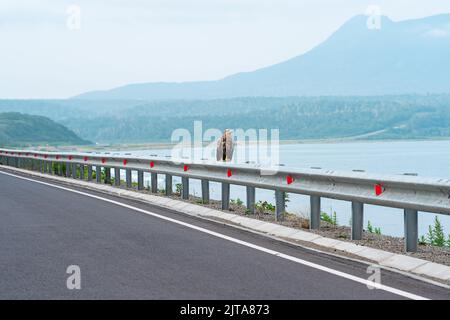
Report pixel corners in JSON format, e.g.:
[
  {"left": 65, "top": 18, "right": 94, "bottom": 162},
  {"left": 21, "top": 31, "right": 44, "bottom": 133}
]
[
  {"left": 75, "top": 137, "right": 450, "bottom": 152},
  {"left": 15, "top": 137, "right": 450, "bottom": 152}
]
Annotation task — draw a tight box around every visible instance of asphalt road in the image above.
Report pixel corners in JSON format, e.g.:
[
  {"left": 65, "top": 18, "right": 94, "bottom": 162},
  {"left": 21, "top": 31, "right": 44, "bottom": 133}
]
[{"left": 0, "top": 168, "right": 448, "bottom": 300}]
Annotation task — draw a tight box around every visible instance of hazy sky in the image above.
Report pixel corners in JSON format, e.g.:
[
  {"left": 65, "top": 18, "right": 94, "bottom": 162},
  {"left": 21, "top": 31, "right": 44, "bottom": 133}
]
[{"left": 1, "top": 0, "right": 450, "bottom": 98}]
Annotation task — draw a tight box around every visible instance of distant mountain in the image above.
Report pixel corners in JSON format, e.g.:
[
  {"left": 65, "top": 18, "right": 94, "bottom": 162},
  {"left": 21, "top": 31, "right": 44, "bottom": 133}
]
[
  {"left": 74, "top": 14, "right": 450, "bottom": 100},
  {"left": 0, "top": 112, "right": 91, "bottom": 147}
]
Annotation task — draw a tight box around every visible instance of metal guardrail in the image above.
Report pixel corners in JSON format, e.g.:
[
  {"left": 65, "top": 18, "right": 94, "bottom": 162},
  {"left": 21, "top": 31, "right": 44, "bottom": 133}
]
[{"left": 1, "top": 147, "right": 450, "bottom": 252}]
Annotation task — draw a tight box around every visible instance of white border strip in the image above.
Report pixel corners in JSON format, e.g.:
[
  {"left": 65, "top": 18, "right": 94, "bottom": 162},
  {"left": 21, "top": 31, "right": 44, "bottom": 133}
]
[{"left": 0, "top": 170, "right": 429, "bottom": 300}]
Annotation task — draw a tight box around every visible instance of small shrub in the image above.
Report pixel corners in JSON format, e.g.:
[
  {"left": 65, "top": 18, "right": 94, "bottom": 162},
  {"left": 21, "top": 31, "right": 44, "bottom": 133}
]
[
  {"left": 367, "top": 220, "right": 373, "bottom": 233},
  {"left": 321, "top": 211, "right": 338, "bottom": 226},
  {"left": 255, "top": 201, "right": 275, "bottom": 213},
  {"left": 332, "top": 211, "right": 338, "bottom": 226},
  {"left": 321, "top": 212, "right": 332, "bottom": 224},
  {"left": 366, "top": 221, "right": 381, "bottom": 235},
  {"left": 175, "top": 183, "right": 182, "bottom": 195},
  {"left": 419, "top": 235, "right": 427, "bottom": 245},
  {"left": 230, "top": 198, "right": 244, "bottom": 207},
  {"left": 426, "top": 216, "right": 446, "bottom": 247}
]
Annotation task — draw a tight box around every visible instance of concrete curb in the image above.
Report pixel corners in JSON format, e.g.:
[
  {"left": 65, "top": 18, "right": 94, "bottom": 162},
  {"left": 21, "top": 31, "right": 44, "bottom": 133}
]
[{"left": 2, "top": 166, "right": 450, "bottom": 284}]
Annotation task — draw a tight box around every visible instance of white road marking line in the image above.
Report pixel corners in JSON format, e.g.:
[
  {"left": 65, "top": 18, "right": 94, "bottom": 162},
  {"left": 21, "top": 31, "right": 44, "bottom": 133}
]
[{"left": 0, "top": 170, "right": 430, "bottom": 300}]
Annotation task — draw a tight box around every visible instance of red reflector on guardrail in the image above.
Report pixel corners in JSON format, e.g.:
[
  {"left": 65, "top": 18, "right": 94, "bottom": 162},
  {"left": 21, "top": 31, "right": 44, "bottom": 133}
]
[
  {"left": 68, "top": 155, "right": 73, "bottom": 160},
  {"left": 34, "top": 154, "right": 37, "bottom": 157},
  {"left": 102, "top": 158, "right": 106, "bottom": 164},
  {"left": 183, "top": 165, "right": 189, "bottom": 171},
  {"left": 150, "top": 161, "right": 155, "bottom": 168},
  {"left": 227, "top": 169, "right": 232, "bottom": 177},
  {"left": 286, "top": 175, "right": 294, "bottom": 185},
  {"left": 44, "top": 155, "right": 47, "bottom": 159},
  {"left": 123, "top": 159, "right": 128, "bottom": 166},
  {"left": 375, "top": 184, "right": 385, "bottom": 196},
  {"left": 56, "top": 155, "right": 60, "bottom": 160},
  {"left": 84, "top": 156, "right": 88, "bottom": 161}
]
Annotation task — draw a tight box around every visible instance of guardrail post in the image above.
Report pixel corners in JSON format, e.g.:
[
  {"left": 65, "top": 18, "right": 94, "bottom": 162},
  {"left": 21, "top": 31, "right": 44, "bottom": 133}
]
[
  {"left": 72, "top": 163, "right": 77, "bottom": 179},
  {"left": 114, "top": 168, "right": 121, "bottom": 186},
  {"left": 221, "top": 182, "right": 230, "bottom": 210},
  {"left": 310, "top": 195, "right": 321, "bottom": 229},
  {"left": 137, "top": 170, "right": 144, "bottom": 190},
  {"left": 151, "top": 172, "right": 158, "bottom": 193},
  {"left": 165, "top": 174, "right": 172, "bottom": 196},
  {"left": 96, "top": 166, "right": 101, "bottom": 183},
  {"left": 201, "top": 179, "right": 209, "bottom": 204},
  {"left": 351, "top": 201, "right": 364, "bottom": 240},
  {"left": 275, "top": 190, "right": 285, "bottom": 221},
  {"left": 404, "top": 209, "right": 418, "bottom": 252},
  {"left": 182, "top": 177, "right": 189, "bottom": 199},
  {"left": 246, "top": 186, "right": 256, "bottom": 214},
  {"left": 105, "top": 167, "right": 111, "bottom": 184},
  {"left": 79, "top": 164, "right": 84, "bottom": 180},
  {"left": 126, "top": 169, "right": 132, "bottom": 188},
  {"left": 87, "top": 165, "right": 92, "bottom": 181},
  {"left": 58, "top": 163, "right": 63, "bottom": 176}
]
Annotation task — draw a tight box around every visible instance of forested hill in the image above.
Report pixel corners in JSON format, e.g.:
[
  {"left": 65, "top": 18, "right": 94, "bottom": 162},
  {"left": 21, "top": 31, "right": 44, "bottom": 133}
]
[
  {"left": 0, "top": 112, "right": 91, "bottom": 147},
  {"left": 0, "top": 95, "right": 449, "bottom": 144}
]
